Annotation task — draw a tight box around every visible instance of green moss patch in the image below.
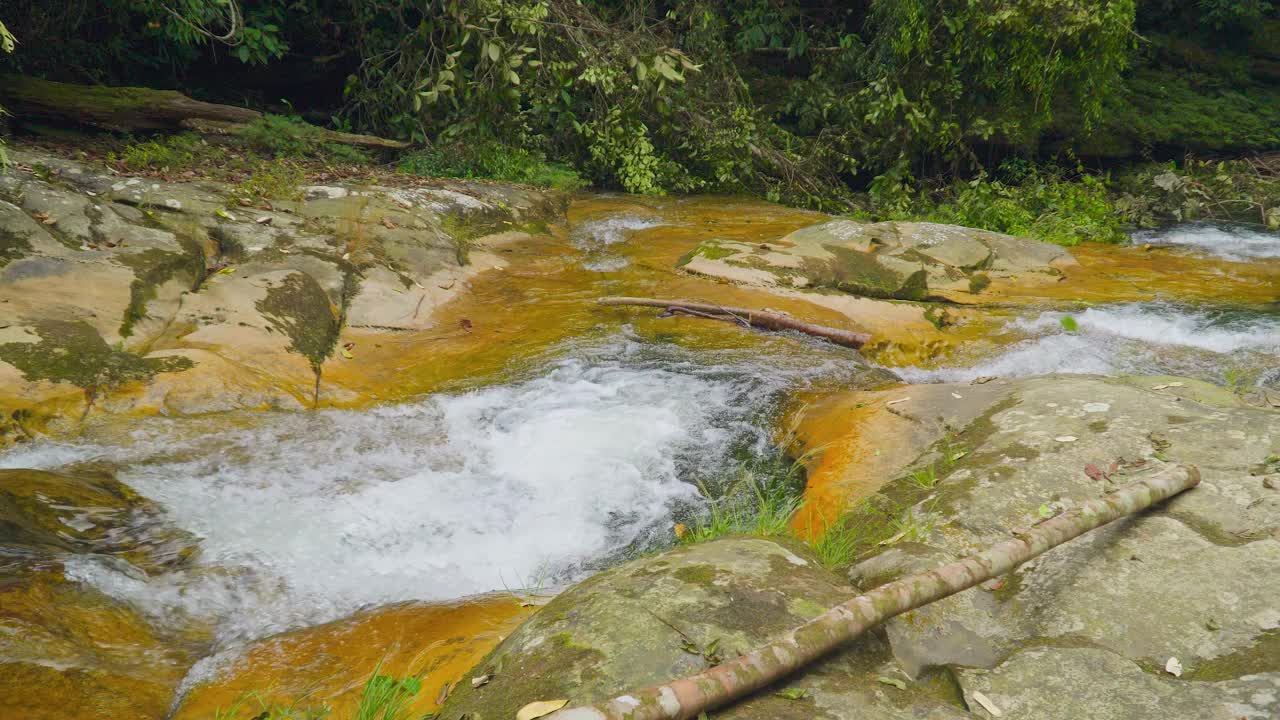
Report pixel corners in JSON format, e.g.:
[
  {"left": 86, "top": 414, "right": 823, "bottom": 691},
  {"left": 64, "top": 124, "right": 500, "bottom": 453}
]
[
  {"left": 810, "top": 247, "right": 929, "bottom": 301},
  {"left": 0, "top": 228, "right": 34, "bottom": 270},
  {"left": 117, "top": 246, "right": 203, "bottom": 339},
  {"left": 255, "top": 272, "right": 340, "bottom": 369},
  {"left": 0, "top": 319, "right": 192, "bottom": 396}
]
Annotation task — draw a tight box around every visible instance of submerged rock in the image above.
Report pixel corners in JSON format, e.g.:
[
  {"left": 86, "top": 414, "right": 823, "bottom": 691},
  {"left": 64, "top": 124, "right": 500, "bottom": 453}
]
[{"left": 440, "top": 537, "right": 969, "bottom": 720}]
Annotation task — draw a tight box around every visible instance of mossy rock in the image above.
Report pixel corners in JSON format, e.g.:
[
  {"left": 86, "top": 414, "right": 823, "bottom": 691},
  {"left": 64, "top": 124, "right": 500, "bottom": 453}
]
[
  {"left": 0, "top": 467, "right": 198, "bottom": 573},
  {"left": 0, "top": 319, "right": 192, "bottom": 395},
  {"left": 440, "top": 537, "right": 969, "bottom": 720}
]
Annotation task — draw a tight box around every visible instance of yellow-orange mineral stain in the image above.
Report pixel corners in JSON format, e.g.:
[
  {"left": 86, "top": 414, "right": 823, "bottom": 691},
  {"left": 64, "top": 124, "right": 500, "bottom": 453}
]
[{"left": 172, "top": 594, "right": 537, "bottom": 720}]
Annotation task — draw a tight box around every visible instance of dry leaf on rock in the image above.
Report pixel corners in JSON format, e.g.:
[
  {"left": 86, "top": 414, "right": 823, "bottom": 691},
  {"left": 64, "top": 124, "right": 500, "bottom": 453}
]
[
  {"left": 971, "top": 690, "right": 1003, "bottom": 717},
  {"left": 516, "top": 699, "right": 569, "bottom": 720},
  {"left": 1165, "top": 657, "right": 1183, "bottom": 677}
]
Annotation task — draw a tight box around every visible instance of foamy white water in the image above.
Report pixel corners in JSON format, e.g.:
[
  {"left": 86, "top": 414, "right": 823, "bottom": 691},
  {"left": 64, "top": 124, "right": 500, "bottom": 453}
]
[
  {"left": 896, "top": 303, "right": 1280, "bottom": 384},
  {"left": 0, "top": 344, "right": 819, "bottom": 647},
  {"left": 1131, "top": 223, "right": 1280, "bottom": 261},
  {"left": 569, "top": 214, "right": 665, "bottom": 271}
]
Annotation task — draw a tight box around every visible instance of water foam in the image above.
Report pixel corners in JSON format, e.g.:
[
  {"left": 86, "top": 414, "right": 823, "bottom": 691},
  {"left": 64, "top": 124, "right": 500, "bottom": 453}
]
[
  {"left": 571, "top": 215, "right": 664, "bottom": 248},
  {"left": 2, "top": 344, "right": 816, "bottom": 646},
  {"left": 1131, "top": 223, "right": 1280, "bottom": 261},
  {"left": 896, "top": 303, "right": 1280, "bottom": 384}
]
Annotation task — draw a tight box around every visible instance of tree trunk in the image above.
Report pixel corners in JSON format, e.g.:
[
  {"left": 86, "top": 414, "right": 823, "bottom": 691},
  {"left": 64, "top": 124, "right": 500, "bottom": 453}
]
[
  {"left": 546, "top": 464, "right": 1201, "bottom": 720},
  {"left": 597, "top": 297, "right": 871, "bottom": 350},
  {"left": 180, "top": 117, "right": 409, "bottom": 151},
  {"left": 0, "top": 74, "right": 409, "bottom": 151},
  {"left": 0, "top": 74, "right": 261, "bottom": 132}
]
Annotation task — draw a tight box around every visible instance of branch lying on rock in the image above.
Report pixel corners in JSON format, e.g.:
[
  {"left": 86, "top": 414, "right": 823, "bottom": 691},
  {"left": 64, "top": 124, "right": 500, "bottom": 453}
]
[
  {"left": 597, "top": 296, "right": 871, "bottom": 349},
  {"left": 546, "top": 464, "right": 1201, "bottom": 720}
]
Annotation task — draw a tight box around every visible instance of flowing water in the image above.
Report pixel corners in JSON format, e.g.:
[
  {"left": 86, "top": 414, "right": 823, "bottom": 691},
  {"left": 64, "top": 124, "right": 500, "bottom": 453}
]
[
  {"left": 2, "top": 194, "right": 1278, "bottom": 716},
  {"left": 2, "top": 339, "right": 857, "bottom": 649}
]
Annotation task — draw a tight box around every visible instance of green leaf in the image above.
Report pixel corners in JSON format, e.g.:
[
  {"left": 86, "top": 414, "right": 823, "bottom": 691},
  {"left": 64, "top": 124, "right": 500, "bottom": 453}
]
[
  {"left": 1038, "top": 503, "right": 1054, "bottom": 519},
  {"left": 1059, "top": 315, "right": 1078, "bottom": 332},
  {"left": 487, "top": 43, "right": 500, "bottom": 62},
  {"left": 877, "top": 676, "right": 907, "bottom": 690},
  {"left": 774, "top": 688, "right": 809, "bottom": 700}
]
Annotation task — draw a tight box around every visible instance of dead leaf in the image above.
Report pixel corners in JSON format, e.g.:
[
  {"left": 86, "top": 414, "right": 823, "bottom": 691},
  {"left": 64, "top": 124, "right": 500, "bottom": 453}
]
[
  {"left": 31, "top": 211, "right": 51, "bottom": 223},
  {"left": 1054, "top": 436, "right": 1077, "bottom": 443},
  {"left": 438, "top": 279, "right": 456, "bottom": 290},
  {"left": 471, "top": 674, "right": 492, "bottom": 688},
  {"left": 1165, "top": 656, "right": 1183, "bottom": 677},
  {"left": 516, "top": 699, "right": 569, "bottom": 720},
  {"left": 886, "top": 398, "right": 910, "bottom": 406},
  {"left": 435, "top": 680, "right": 455, "bottom": 706},
  {"left": 673, "top": 522, "right": 688, "bottom": 539},
  {"left": 1151, "top": 381, "right": 1185, "bottom": 390},
  {"left": 971, "top": 690, "right": 1003, "bottom": 717},
  {"left": 255, "top": 216, "right": 273, "bottom": 225},
  {"left": 876, "top": 676, "right": 907, "bottom": 690},
  {"left": 460, "top": 319, "right": 474, "bottom": 331},
  {"left": 951, "top": 392, "right": 963, "bottom": 399},
  {"left": 382, "top": 217, "right": 397, "bottom": 230},
  {"left": 972, "top": 376, "right": 995, "bottom": 384},
  {"left": 1084, "top": 463, "right": 1107, "bottom": 482}
]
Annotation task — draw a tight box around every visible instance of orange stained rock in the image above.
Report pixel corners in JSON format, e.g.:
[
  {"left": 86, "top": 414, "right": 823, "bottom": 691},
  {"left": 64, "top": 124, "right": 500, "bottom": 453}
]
[
  {"left": 321, "top": 196, "right": 869, "bottom": 403},
  {"left": 982, "top": 243, "right": 1280, "bottom": 306},
  {"left": 786, "top": 386, "right": 922, "bottom": 539},
  {"left": 171, "top": 593, "right": 538, "bottom": 720}
]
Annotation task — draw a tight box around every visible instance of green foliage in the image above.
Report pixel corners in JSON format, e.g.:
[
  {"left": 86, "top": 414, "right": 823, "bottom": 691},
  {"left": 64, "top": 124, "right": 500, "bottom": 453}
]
[
  {"left": 212, "top": 664, "right": 423, "bottom": 720},
  {"left": 229, "top": 159, "right": 305, "bottom": 204},
  {"left": 679, "top": 470, "right": 802, "bottom": 544},
  {"left": 239, "top": 114, "right": 372, "bottom": 165},
  {"left": 398, "top": 140, "right": 584, "bottom": 191},
  {"left": 108, "top": 132, "right": 221, "bottom": 171},
  {"left": 1112, "top": 158, "right": 1280, "bottom": 227},
  {"left": 862, "top": 163, "right": 1127, "bottom": 246}
]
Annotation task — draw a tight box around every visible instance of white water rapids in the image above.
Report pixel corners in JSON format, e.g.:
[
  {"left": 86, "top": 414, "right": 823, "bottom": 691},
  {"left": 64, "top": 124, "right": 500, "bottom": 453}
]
[
  {"left": 1131, "top": 222, "right": 1280, "bottom": 261},
  {"left": 0, "top": 339, "right": 838, "bottom": 648},
  {"left": 896, "top": 302, "right": 1280, "bottom": 386}
]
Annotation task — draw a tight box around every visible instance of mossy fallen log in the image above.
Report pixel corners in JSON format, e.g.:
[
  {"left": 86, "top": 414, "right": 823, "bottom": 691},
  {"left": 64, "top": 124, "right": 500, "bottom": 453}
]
[
  {"left": 180, "top": 117, "right": 409, "bottom": 151},
  {"left": 0, "top": 74, "right": 408, "bottom": 150},
  {"left": 0, "top": 73, "right": 260, "bottom": 132}
]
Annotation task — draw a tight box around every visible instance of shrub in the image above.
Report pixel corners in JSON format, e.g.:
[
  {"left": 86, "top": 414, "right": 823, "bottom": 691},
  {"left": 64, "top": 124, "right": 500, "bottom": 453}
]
[{"left": 399, "top": 141, "right": 584, "bottom": 191}]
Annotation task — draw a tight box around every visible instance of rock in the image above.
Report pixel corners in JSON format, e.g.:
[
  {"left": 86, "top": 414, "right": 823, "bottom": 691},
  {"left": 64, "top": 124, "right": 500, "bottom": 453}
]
[
  {"left": 679, "top": 218, "right": 1075, "bottom": 302},
  {"left": 439, "top": 537, "right": 971, "bottom": 720},
  {"left": 0, "top": 146, "right": 567, "bottom": 433},
  {"left": 171, "top": 595, "right": 537, "bottom": 720},
  {"left": 821, "top": 374, "right": 1280, "bottom": 714},
  {"left": 957, "top": 646, "right": 1279, "bottom": 720},
  {"left": 0, "top": 571, "right": 195, "bottom": 720},
  {"left": 0, "top": 467, "right": 197, "bottom": 573}
]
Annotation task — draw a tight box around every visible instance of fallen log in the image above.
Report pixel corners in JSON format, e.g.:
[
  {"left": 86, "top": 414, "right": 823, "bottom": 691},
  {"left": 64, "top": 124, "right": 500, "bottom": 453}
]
[
  {"left": 180, "top": 117, "right": 410, "bottom": 151},
  {"left": 547, "top": 464, "right": 1201, "bottom": 720},
  {"left": 0, "top": 73, "right": 260, "bottom": 132},
  {"left": 598, "top": 296, "right": 871, "bottom": 349},
  {"left": 0, "top": 74, "right": 409, "bottom": 151}
]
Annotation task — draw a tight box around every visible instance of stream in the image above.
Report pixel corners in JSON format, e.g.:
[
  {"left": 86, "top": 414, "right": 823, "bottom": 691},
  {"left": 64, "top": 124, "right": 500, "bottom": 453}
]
[{"left": 1, "top": 199, "right": 1277, "bottom": 716}]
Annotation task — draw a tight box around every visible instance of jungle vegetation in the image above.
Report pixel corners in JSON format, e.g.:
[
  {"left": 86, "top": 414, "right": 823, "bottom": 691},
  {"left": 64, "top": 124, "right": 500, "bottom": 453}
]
[{"left": 1, "top": 2, "right": 1277, "bottom": 237}]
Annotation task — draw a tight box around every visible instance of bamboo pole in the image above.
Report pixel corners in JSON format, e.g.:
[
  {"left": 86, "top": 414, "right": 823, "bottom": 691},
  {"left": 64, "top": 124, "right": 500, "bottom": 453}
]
[
  {"left": 597, "top": 297, "right": 871, "bottom": 349},
  {"left": 547, "top": 464, "right": 1201, "bottom": 720}
]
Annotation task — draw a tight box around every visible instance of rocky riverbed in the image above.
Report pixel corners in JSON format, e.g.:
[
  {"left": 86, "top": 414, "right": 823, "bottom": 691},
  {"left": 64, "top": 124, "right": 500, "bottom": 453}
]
[{"left": 0, "top": 143, "right": 1277, "bottom": 719}]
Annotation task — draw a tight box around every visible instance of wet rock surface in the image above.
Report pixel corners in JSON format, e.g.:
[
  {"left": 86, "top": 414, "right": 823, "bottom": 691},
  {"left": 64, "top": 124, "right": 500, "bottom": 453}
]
[
  {"left": 679, "top": 218, "right": 1075, "bottom": 301},
  {"left": 0, "top": 147, "right": 566, "bottom": 435},
  {"left": 440, "top": 374, "right": 1279, "bottom": 719},
  {"left": 440, "top": 537, "right": 969, "bottom": 720}
]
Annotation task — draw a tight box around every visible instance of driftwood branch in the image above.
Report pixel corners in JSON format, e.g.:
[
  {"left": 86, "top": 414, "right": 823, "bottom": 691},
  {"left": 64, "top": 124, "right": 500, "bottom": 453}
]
[
  {"left": 547, "top": 464, "right": 1201, "bottom": 720},
  {"left": 598, "top": 296, "right": 871, "bottom": 350}
]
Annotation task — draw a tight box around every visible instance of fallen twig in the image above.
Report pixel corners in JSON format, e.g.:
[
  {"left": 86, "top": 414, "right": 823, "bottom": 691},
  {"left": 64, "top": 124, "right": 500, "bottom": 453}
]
[{"left": 599, "top": 296, "right": 871, "bottom": 349}]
